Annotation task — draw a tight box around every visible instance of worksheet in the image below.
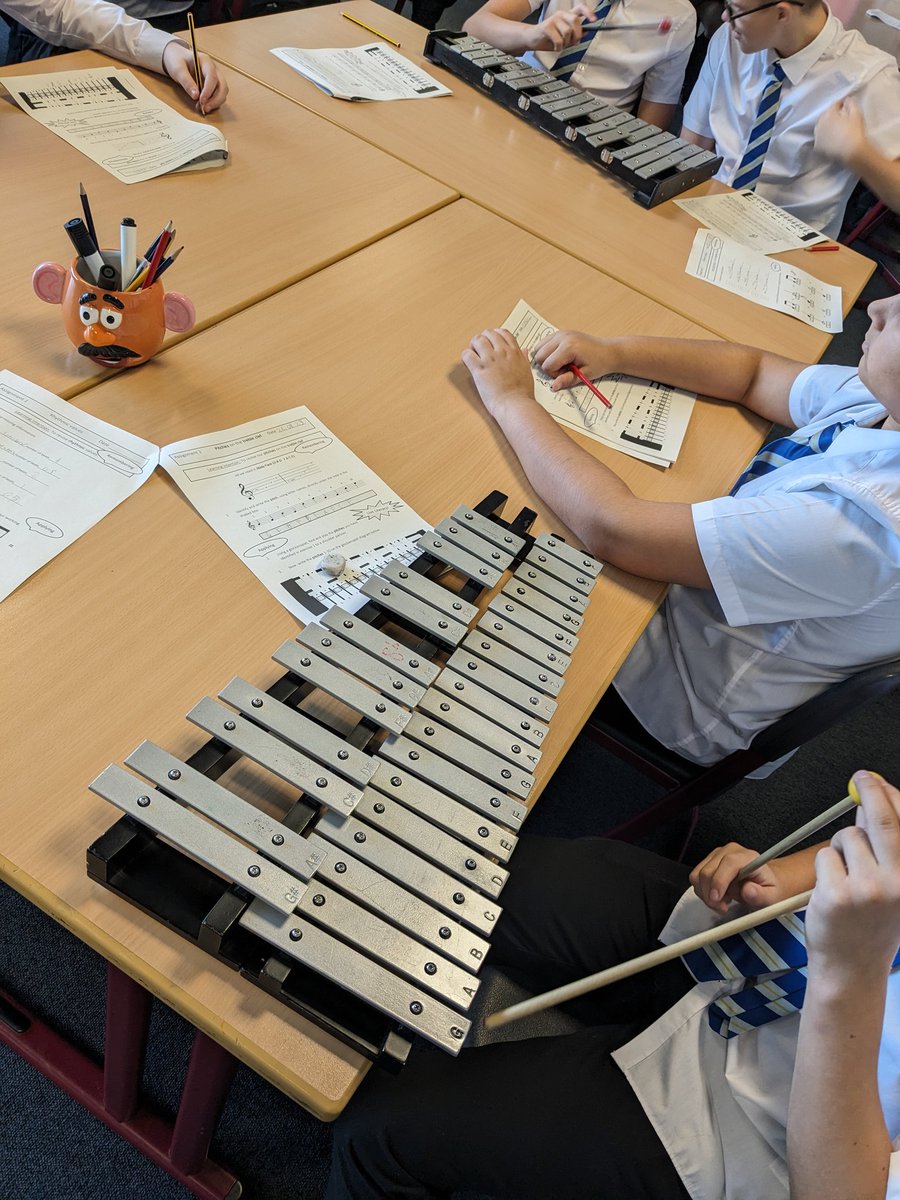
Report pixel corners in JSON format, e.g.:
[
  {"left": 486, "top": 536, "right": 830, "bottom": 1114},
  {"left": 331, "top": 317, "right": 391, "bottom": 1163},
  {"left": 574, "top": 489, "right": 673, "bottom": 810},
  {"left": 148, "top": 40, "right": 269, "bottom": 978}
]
[
  {"left": 503, "top": 300, "right": 695, "bottom": 468},
  {"left": 271, "top": 44, "right": 451, "bottom": 100},
  {"left": 685, "top": 230, "right": 843, "bottom": 332},
  {"left": 1, "top": 67, "right": 227, "bottom": 183},
  {"left": 0, "top": 371, "right": 157, "bottom": 603},
  {"left": 159, "top": 408, "right": 429, "bottom": 624},
  {"left": 675, "top": 191, "right": 828, "bottom": 254}
]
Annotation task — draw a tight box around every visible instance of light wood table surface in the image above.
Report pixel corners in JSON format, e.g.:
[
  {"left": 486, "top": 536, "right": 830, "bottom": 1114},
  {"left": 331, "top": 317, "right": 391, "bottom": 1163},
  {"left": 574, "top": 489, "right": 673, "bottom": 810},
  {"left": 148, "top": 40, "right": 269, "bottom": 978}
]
[
  {"left": 0, "top": 48, "right": 454, "bottom": 402},
  {"left": 198, "top": 0, "right": 873, "bottom": 362},
  {"left": 1, "top": 201, "right": 769, "bottom": 1117}
]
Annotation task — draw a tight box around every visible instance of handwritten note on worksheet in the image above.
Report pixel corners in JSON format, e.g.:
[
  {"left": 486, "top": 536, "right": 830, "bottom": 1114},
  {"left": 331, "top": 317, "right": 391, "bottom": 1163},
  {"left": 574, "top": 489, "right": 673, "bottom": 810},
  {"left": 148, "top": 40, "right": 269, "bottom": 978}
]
[
  {"left": 2, "top": 67, "right": 227, "bottom": 182},
  {"left": 685, "top": 230, "right": 842, "bottom": 332}
]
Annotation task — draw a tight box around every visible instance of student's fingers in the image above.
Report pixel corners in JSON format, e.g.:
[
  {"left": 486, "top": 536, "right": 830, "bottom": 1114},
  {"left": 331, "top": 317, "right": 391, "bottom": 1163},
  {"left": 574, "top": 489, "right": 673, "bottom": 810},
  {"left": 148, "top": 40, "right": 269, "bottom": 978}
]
[
  {"left": 163, "top": 44, "right": 201, "bottom": 103},
  {"left": 689, "top": 843, "right": 762, "bottom": 913},
  {"left": 853, "top": 773, "right": 900, "bottom": 863},
  {"left": 198, "top": 56, "right": 228, "bottom": 112}
]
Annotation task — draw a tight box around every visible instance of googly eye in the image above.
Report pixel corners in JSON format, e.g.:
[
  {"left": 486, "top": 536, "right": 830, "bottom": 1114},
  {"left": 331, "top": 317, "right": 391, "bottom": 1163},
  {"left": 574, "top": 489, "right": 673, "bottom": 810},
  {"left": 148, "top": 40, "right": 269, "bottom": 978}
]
[
  {"left": 100, "top": 308, "right": 123, "bottom": 330},
  {"left": 80, "top": 306, "right": 100, "bottom": 325}
]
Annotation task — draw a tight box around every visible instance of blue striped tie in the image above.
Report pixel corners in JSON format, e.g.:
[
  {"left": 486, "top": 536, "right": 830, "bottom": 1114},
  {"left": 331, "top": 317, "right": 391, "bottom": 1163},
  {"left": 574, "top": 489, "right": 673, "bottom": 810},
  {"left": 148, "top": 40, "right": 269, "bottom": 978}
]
[
  {"left": 682, "top": 910, "right": 900, "bottom": 1039},
  {"left": 731, "top": 60, "right": 786, "bottom": 191},
  {"left": 730, "top": 418, "right": 852, "bottom": 495},
  {"left": 550, "top": 0, "right": 615, "bottom": 81}
]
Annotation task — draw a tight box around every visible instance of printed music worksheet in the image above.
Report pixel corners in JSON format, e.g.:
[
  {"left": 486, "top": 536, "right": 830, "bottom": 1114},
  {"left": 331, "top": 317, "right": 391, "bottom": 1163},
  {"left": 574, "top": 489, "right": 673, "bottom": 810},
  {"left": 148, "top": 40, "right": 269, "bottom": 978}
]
[
  {"left": 1, "top": 67, "right": 227, "bottom": 183},
  {"left": 0, "top": 371, "right": 157, "bottom": 603},
  {"left": 159, "top": 408, "right": 429, "bottom": 624},
  {"left": 271, "top": 45, "right": 451, "bottom": 101},
  {"left": 503, "top": 300, "right": 696, "bottom": 468},
  {"left": 675, "top": 191, "right": 828, "bottom": 255},
  {"left": 685, "top": 230, "right": 843, "bottom": 332}
]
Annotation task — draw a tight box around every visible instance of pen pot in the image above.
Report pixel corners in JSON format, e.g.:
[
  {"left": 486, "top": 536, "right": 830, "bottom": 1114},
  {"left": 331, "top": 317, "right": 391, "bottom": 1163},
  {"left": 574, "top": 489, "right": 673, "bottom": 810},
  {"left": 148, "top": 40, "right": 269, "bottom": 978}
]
[{"left": 33, "top": 253, "right": 195, "bottom": 370}]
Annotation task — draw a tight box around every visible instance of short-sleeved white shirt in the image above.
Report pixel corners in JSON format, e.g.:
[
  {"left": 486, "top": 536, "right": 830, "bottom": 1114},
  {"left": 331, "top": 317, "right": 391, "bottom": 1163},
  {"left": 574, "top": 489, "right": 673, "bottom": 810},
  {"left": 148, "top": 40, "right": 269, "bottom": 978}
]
[
  {"left": 612, "top": 889, "right": 900, "bottom": 1200},
  {"left": 682, "top": 10, "right": 900, "bottom": 238},
  {"left": 614, "top": 366, "right": 900, "bottom": 764},
  {"left": 524, "top": 0, "right": 696, "bottom": 110}
]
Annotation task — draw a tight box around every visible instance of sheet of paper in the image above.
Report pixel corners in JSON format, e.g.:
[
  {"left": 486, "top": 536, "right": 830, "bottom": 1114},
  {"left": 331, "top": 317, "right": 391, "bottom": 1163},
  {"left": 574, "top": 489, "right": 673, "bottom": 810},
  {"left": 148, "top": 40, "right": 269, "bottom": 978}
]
[
  {"left": 675, "top": 190, "right": 828, "bottom": 254},
  {"left": 0, "top": 371, "right": 157, "bottom": 603},
  {"left": 685, "top": 230, "right": 843, "bottom": 333},
  {"left": 272, "top": 44, "right": 451, "bottom": 101},
  {"left": 159, "top": 407, "right": 429, "bottom": 624},
  {"left": 503, "top": 301, "right": 695, "bottom": 468},
  {"left": 1, "top": 67, "right": 228, "bottom": 183}
]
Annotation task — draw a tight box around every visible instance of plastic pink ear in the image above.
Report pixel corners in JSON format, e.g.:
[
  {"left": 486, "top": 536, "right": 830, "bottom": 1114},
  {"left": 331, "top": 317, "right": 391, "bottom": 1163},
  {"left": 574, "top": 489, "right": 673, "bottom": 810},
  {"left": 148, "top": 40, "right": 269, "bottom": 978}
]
[
  {"left": 163, "top": 292, "right": 196, "bottom": 334},
  {"left": 33, "top": 262, "right": 67, "bottom": 305}
]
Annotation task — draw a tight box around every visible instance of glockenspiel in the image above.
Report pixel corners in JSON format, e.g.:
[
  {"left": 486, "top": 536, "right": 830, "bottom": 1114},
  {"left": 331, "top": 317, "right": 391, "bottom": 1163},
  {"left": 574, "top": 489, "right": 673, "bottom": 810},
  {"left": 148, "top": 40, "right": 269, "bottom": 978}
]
[
  {"left": 87, "top": 492, "right": 602, "bottom": 1068},
  {"left": 423, "top": 30, "right": 722, "bottom": 208}
]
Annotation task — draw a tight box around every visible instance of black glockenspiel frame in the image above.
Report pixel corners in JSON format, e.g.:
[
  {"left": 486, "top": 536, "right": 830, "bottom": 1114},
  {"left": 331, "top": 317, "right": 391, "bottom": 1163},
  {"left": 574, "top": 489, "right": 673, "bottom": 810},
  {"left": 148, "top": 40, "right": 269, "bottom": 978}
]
[
  {"left": 87, "top": 492, "right": 538, "bottom": 1071},
  {"left": 424, "top": 29, "right": 723, "bottom": 208}
]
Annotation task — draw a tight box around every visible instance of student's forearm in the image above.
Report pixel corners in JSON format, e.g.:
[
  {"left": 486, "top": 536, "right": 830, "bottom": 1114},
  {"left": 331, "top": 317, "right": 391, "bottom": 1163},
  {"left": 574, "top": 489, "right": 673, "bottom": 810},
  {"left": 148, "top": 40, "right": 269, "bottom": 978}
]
[
  {"left": 594, "top": 337, "right": 798, "bottom": 422},
  {"left": 788, "top": 969, "right": 892, "bottom": 1200},
  {"left": 462, "top": 10, "right": 532, "bottom": 52},
  {"left": 484, "top": 393, "right": 706, "bottom": 582}
]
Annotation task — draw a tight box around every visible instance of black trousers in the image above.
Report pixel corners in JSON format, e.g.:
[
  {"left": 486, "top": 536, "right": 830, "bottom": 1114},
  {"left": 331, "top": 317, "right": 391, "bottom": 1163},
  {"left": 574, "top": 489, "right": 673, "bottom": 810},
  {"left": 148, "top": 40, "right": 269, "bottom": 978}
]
[{"left": 326, "top": 836, "right": 695, "bottom": 1200}]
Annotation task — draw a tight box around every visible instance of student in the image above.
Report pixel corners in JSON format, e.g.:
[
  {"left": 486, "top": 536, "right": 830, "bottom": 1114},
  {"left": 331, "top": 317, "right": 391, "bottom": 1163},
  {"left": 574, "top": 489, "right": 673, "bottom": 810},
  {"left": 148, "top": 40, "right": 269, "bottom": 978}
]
[
  {"left": 327, "top": 770, "right": 900, "bottom": 1198},
  {"left": 460, "top": 295, "right": 900, "bottom": 766},
  {"left": 462, "top": 0, "right": 697, "bottom": 131},
  {"left": 680, "top": 0, "right": 900, "bottom": 238},
  {"left": 816, "top": 96, "right": 900, "bottom": 217},
  {"left": 0, "top": 0, "right": 227, "bottom": 111}
]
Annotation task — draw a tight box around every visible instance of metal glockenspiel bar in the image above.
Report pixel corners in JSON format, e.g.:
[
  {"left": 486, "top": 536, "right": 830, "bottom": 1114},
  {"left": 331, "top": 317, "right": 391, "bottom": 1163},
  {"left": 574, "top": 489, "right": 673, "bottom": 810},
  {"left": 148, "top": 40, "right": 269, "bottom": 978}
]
[
  {"left": 423, "top": 29, "right": 723, "bottom": 208},
  {"left": 86, "top": 493, "right": 602, "bottom": 1065}
]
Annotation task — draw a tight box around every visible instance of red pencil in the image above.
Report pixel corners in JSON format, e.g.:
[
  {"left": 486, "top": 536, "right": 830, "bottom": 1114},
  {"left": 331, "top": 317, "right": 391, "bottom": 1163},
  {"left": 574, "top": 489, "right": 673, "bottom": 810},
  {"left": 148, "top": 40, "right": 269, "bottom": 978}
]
[
  {"left": 568, "top": 363, "right": 612, "bottom": 409},
  {"left": 143, "top": 225, "right": 173, "bottom": 288}
]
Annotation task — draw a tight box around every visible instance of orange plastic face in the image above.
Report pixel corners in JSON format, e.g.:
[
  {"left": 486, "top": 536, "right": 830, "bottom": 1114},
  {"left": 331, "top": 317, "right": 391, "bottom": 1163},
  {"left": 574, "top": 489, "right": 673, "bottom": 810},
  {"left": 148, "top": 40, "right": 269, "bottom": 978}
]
[{"left": 61, "top": 258, "right": 166, "bottom": 369}]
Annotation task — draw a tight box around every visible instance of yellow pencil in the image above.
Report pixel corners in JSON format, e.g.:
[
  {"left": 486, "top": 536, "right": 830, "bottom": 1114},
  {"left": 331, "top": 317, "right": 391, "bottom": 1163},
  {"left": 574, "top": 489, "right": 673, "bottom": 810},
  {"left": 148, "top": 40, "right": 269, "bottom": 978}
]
[
  {"left": 340, "top": 11, "right": 401, "bottom": 47},
  {"left": 187, "top": 12, "right": 204, "bottom": 111}
]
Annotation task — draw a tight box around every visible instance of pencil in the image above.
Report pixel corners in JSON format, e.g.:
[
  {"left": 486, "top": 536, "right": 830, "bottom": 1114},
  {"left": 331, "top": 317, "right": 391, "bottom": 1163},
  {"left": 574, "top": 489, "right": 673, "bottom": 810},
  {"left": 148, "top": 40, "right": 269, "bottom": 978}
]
[
  {"left": 340, "top": 11, "right": 401, "bottom": 47},
  {"left": 79, "top": 182, "right": 98, "bottom": 249},
  {"left": 568, "top": 363, "right": 612, "bottom": 409},
  {"left": 187, "top": 12, "right": 204, "bottom": 110}
]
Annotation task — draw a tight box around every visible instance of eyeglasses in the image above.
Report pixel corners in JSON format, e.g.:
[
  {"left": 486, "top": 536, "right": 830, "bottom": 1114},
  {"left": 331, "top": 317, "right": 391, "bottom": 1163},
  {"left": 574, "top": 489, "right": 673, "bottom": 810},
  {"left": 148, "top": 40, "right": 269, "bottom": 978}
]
[{"left": 723, "top": 0, "right": 803, "bottom": 22}]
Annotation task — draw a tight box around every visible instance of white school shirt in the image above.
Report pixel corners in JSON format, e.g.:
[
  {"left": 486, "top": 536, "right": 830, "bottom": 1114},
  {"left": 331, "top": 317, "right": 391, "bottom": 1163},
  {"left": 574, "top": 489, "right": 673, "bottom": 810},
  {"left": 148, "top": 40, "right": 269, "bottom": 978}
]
[
  {"left": 613, "top": 889, "right": 900, "bottom": 1200},
  {"left": 1, "top": 0, "right": 175, "bottom": 72},
  {"left": 682, "top": 11, "right": 900, "bottom": 239},
  {"left": 523, "top": 0, "right": 696, "bottom": 110},
  {"left": 614, "top": 365, "right": 900, "bottom": 765}
]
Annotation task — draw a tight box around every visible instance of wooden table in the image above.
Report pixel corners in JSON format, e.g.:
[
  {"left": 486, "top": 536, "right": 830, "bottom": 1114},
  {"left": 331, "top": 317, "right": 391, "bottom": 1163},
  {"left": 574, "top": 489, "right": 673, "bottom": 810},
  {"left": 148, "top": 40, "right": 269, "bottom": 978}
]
[
  {"left": 0, "top": 49, "right": 454, "bottom": 401},
  {"left": 198, "top": 0, "right": 873, "bottom": 361},
  {"left": 1, "top": 202, "right": 768, "bottom": 1138}
]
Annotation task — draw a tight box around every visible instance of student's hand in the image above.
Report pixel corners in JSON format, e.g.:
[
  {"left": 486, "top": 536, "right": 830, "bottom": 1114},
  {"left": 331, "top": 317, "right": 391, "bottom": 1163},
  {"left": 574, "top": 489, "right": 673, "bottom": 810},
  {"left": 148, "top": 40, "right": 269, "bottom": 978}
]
[
  {"left": 814, "top": 97, "right": 868, "bottom": 169},
  {"left": 162, "top": 41, "right": 229, "bottom": 113},
  {"left": 530, "top": 4, "right": 595, "bottom": 51},
  {"left": 805, "top": 772, "right": 900, "bottom": 984},
  {"left": 533, "top": 329, "right": 614, "bottom": 391},
  {"left": 462, "top": 328, "right": 536, "bottom": 418},
  {"left": 690, "top": 843, "right": 802, "bottom": 915}
]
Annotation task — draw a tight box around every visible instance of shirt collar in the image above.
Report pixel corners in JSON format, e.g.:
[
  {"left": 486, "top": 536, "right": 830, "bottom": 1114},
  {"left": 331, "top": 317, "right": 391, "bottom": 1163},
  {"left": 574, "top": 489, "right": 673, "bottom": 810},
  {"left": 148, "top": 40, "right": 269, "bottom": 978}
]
[{"left": 769, "top": 5, "right": 838, "bottom": 84}]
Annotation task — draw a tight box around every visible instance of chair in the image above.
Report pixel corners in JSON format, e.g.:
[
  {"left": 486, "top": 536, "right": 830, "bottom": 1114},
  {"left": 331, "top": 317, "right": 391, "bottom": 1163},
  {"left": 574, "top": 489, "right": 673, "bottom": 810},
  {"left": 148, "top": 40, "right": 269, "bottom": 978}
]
[
  {"left": 840, "top": 196, "right": 900, "bottom": 296},
  {"left": 585, "top": 655, "right": 900, "bottom": 846}
]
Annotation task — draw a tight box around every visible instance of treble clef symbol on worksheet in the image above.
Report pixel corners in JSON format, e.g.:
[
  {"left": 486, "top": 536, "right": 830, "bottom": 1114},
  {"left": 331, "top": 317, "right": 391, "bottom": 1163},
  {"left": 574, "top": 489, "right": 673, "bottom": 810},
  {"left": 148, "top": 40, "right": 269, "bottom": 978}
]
[{"left": 239, "top": 483, "right": 254, "bottom": 501}]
